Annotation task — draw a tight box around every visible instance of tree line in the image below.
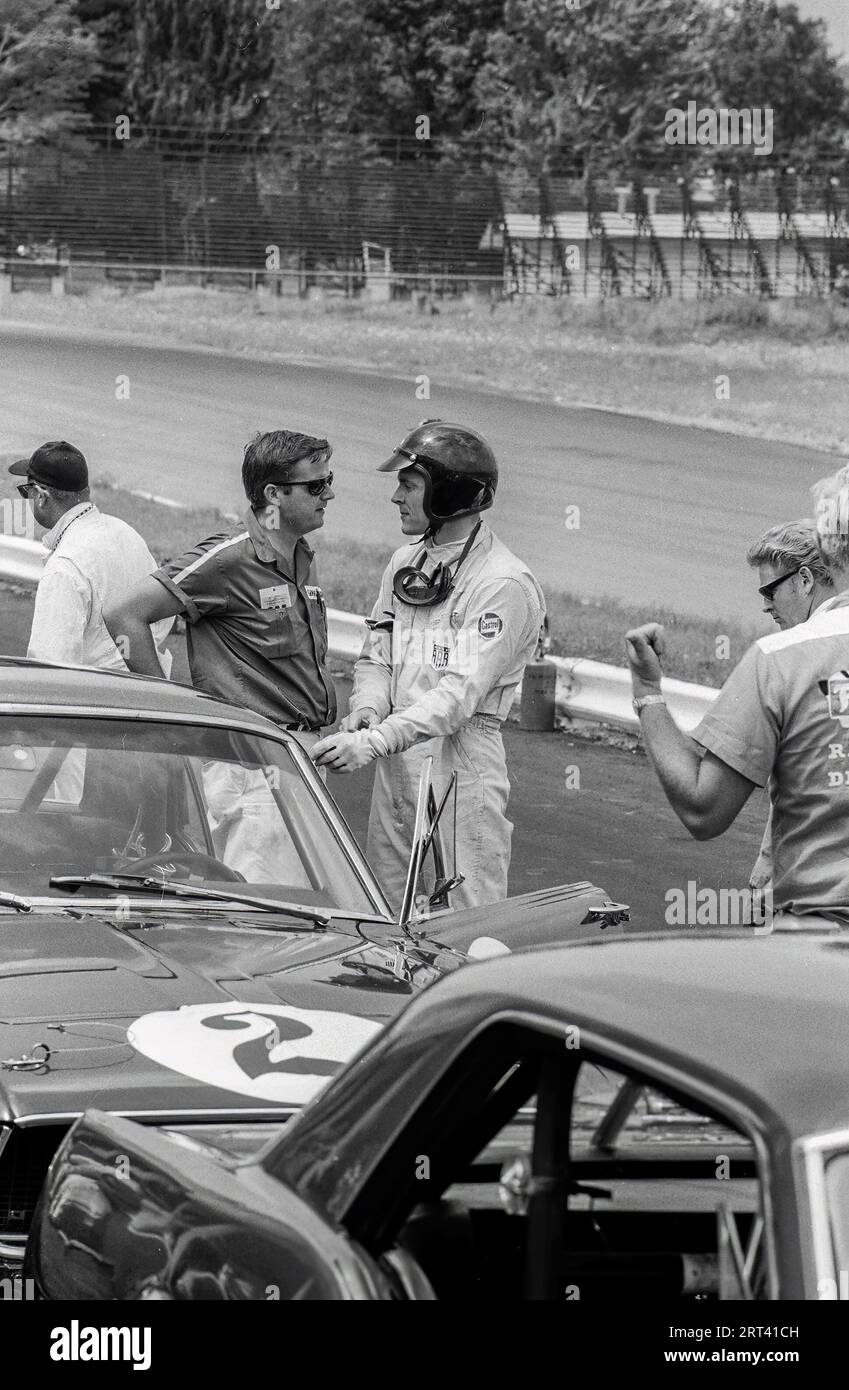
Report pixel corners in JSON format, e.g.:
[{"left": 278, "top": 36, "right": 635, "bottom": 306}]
[{"left": 1, "top": 0, "right": 847, "bottom": 172}]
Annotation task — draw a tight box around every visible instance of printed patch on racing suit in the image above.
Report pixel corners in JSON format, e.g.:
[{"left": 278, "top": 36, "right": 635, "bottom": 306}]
[
  {"left": 431, "top": 643, "right": 450, "bottom": 669},
  {"left": 478, "top": 611, "right": 503, "bottom": 640}
]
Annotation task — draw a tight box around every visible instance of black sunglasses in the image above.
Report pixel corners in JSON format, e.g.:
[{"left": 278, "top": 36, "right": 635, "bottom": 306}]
[
  {"left": 272, "top": 472, "right": 333, "bottom": 498},
  {"left": 16, "top": 482, "right": 37, "bottom": 499},
  {"left": 758, "top": 566, "right": 804, "bottom": 601}
]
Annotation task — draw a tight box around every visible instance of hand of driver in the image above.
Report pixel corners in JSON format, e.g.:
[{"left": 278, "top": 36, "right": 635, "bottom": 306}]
[
  {"left": 311, "top": 729, "right": 379, "bottom": 774},
  {"left": 339, "top": 707, "right": 379, "bottom": 733}
]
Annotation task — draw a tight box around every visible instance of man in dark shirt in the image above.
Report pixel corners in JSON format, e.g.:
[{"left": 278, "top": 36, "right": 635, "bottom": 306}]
[
  {"left": 106, "top": 431, "right": 337, "bottom": 881},
  {"left": 106, "top": 430, "right": 337, "bottom": 735}
]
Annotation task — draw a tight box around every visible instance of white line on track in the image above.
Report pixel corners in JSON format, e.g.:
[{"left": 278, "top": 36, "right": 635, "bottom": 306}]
[{"left": 128, "top": 488, "right": 190, "bottom": 509}]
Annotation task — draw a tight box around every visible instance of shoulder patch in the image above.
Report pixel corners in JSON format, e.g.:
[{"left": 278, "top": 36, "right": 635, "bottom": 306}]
[{"left": 478, "top": 611, "right": 503, "bottom": 640}]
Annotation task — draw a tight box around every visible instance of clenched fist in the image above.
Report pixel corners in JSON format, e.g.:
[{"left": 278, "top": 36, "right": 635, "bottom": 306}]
[{"left": 625, "top": 622, "right": 666, "bottom": 694}]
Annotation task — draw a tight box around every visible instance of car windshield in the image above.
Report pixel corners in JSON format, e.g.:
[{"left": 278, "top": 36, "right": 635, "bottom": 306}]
[{"left": 0, "top": 715, "right": 377, "bottom": 915}]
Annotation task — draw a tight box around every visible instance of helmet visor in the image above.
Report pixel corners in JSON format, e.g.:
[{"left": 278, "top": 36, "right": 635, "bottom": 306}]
[{"left": 378, "top": 445, "right": 444, "bottom": 474}]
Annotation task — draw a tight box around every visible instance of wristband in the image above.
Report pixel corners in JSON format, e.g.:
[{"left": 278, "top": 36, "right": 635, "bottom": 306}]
[{"left": 632, "top": 694, "right": 667, "bottom": 716}]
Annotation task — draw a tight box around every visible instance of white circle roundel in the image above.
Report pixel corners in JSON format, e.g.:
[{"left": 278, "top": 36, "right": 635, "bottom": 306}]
[{"left": 127, "top": 1002, "right": 383, "bottom": 1105}]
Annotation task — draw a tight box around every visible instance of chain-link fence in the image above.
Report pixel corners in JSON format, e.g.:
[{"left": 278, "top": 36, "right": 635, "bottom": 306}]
[{"left": 2, "top": 129, "right": 849, "bottom": 299}]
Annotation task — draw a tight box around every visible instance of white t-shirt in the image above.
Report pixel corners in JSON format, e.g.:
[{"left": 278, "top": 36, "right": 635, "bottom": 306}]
[{"left": 27, "top": 503, "right": 173, "bottom": 675}]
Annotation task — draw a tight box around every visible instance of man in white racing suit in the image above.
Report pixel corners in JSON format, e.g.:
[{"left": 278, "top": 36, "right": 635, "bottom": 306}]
[{"left": 311, "top": 420, "right": 545, "bottom": 912}]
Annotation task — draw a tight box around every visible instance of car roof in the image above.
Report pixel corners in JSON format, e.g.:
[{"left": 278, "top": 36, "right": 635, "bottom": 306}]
[
  {"left": 409, "top": 933, "right": 849, "bottom": 1140},
  {"left": 0, "top": 656, "right": 280, "bottom": 733}
]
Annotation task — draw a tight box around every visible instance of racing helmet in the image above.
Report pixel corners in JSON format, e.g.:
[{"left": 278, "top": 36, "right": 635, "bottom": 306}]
[{"left": 379, "top": 420, "right": 498, "bottom": 526}]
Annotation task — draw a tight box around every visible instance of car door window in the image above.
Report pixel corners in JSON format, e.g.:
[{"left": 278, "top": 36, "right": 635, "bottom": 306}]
[
  {"left": 346, "top": 1024, "right": 766, "bottom": 1302},
  {"left": 559, "top": 1063, "right": 765, "bottom": 1301}
]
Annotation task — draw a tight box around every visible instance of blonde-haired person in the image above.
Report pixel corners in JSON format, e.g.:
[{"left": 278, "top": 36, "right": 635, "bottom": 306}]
[
  {"left": 623, "top": 466, "right": 849, "bottom": 931},
  {"left": 744, "top": 520, "right": 835, "bottom": 892},
  {"left": 813, "top": 463, "right": 849, "bottom": 576}
]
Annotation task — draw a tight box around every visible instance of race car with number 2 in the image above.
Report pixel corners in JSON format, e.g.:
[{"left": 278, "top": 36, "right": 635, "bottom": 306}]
[{"left": 0, "top": 658, "right": 624, "bottom": 1276}]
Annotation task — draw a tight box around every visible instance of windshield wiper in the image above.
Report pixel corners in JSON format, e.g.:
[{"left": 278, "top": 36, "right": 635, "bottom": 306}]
[
  {"left": 0, "top": 890, "right": 35, "bottom": 914},
  {"left": 48, "top": 874, "right": 331, "bottom": 927}
]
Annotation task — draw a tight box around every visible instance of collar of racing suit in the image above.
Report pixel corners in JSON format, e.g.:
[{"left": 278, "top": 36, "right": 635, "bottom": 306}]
[{"left": 416, "top": 519, "right": 492, "bottom": 568}]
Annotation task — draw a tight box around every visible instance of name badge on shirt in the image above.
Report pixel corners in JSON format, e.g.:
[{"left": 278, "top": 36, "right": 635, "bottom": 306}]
[{"left": 259, "top": 583, "right": 292, "bottom": 611}]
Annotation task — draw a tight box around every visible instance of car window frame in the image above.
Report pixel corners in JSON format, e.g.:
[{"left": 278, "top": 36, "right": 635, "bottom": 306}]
[
  {"left": 338, "top": 1007, "right": 779, "bottom": 1299},
  {"left": 343, "top": 1018, "right": 553, "bottom": 1250},
  {"left": 796, "top": 1127, "right": 849, "bottom": 1300},
  {"left": 179, "top": 753, "right": 217, "bottom": 856}
]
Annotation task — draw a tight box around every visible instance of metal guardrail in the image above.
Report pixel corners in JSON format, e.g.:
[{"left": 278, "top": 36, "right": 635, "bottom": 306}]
[
  {"left": 276, "top": 608, "right": 718, "bottom": 733},
  {"left": 326, "top": 608, "right": 369, "bottom": 662},
  {"left": 0, "top": 535, "right": 45, "bottom": 586},
  {"left": 550, "top": 654, "right": 716, "bottom": 734},
  {"left": 1, "top": 539, "right": 717, "bottom": 733}
]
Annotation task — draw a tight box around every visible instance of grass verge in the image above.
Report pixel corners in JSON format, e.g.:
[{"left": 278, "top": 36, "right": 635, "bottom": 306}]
[
  {"left": 4, "top": 285, "right": 849, "bottom": 452},
  {"left": 0, "top": 477, "right": 751, "bottom": 686}
]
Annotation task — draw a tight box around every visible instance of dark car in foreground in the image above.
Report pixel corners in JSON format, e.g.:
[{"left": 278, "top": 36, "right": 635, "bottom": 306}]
[
  {"left": 27, "top": 931, "right": 849, "bottom": 1301},
  {"left": 0, "top": 658, "right": 620, "bottom": 1273}
]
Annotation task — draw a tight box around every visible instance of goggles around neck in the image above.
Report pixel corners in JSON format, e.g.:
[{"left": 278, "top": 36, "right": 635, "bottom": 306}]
[{"left": 392, "top": 522, "right": 482, "bottom": 608}]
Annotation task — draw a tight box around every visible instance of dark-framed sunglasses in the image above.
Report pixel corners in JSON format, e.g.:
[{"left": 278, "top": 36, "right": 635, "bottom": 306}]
[
  {"left": 758, "top": 565, "right": 804, "bottom": 601},
  {"left": 16, "top": 482, "right": 37, "bottom": 499},
  {"left": 272, "top": 472, "right": 333, "bottom": 498}
]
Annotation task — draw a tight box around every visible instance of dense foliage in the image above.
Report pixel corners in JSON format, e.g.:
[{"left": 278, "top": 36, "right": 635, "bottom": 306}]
[
  {"left": 0, "top": 0, "right": 846, "bottom": 168},
  {"left": 0, "top": 0, "right": 98, "bottom": 141}
]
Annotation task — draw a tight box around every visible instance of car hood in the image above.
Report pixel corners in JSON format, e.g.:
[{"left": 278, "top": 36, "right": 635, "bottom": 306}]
[
  {"left": 423, "top": 881, "right": 622, "bottom": 953},
  {"left": 0, "top": 908, "right": 422, "bottom": 1121},
  {"left": 0, "top": 879, "right": 615, "bottom": 1122}
]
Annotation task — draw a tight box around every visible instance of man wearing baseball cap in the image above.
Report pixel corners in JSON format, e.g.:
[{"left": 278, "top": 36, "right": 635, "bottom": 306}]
[{"left": 9, "top": 441, "right": 172, "bottom": 674}]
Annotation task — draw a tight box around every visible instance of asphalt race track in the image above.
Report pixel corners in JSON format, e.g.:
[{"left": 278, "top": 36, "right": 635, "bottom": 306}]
[
  {"left": 0, "top": 324, "right": 769, "bottom": 923},
  {"left": 0, "top": 322, "right": 836, "bottom": 623}
]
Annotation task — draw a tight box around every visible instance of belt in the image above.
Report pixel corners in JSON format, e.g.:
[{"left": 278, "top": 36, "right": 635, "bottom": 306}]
[
  {"left": 465, "top": 713, "right": 503, "bottom": 732},
  {"left": 281, "top": 721, "right": 322, "bottom": 733}
]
